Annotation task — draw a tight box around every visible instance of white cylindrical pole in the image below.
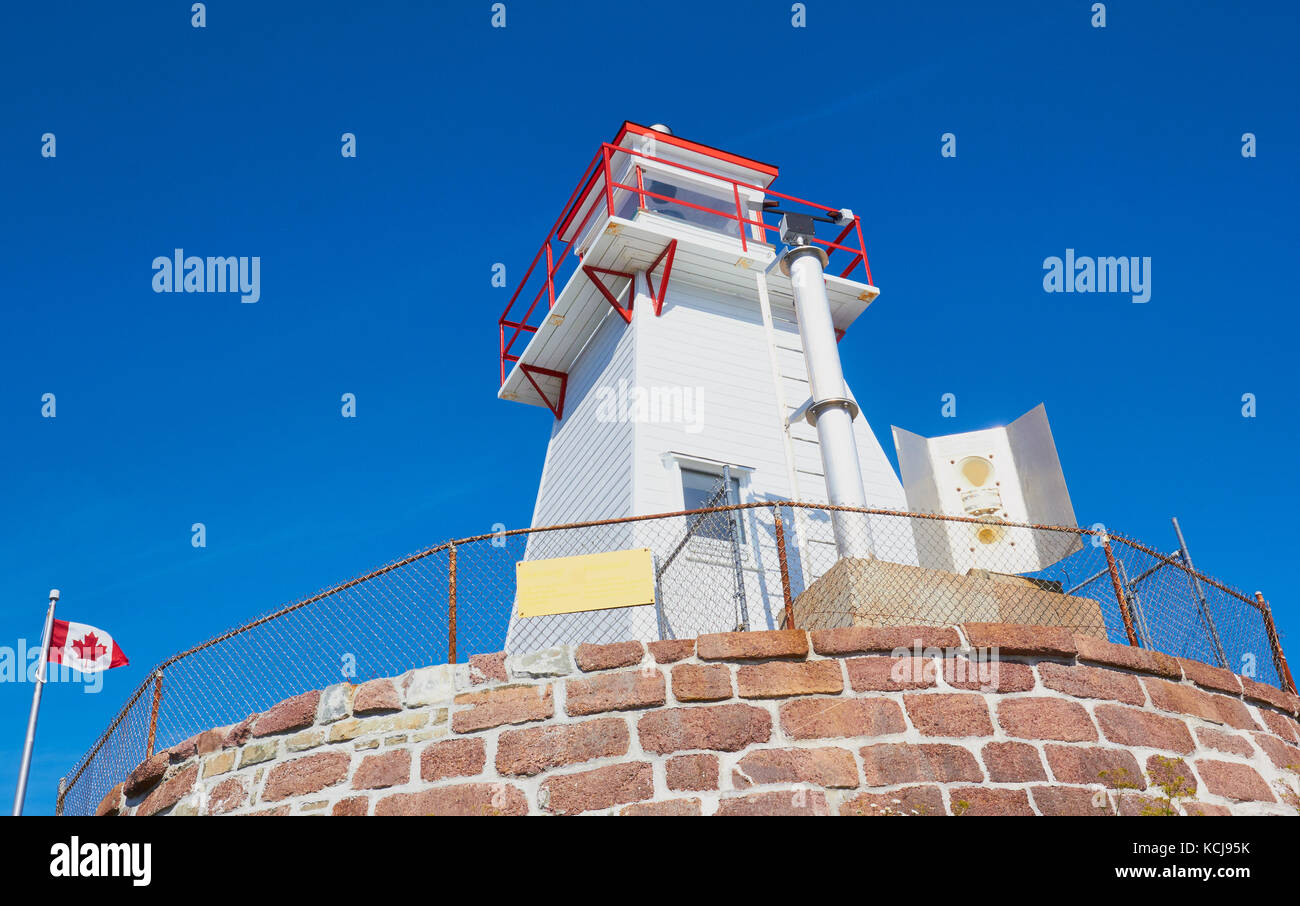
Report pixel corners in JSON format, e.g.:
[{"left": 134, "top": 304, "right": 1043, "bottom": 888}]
[
  {"left": 781, "top": 247, "right": 874, "bottom": 560},
  {"left": 13, "top": 589, "right": 59, "bottom": 816}
]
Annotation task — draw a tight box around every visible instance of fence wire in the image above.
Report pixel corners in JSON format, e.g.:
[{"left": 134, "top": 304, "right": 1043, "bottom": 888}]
[{"left": 57, "top": 503, "right": 1293, "bottom": 816}]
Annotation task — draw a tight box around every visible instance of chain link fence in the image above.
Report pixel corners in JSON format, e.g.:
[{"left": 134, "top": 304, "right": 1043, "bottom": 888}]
[{"left": 57, "top": 500, "right": 1294, "bottom": 815}]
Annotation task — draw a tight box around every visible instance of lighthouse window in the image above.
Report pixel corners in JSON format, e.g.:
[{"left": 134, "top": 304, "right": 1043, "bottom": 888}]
[
  {"left": 681, "top": 467, "right": 745, "bottom": 542},
  {"left": 639, "top": 175, "right": 742, "bottom": 240}
]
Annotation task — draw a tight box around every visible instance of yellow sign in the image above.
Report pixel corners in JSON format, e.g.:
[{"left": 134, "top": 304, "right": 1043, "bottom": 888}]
[{"left": 515, "top": 548, "right": 656, "bottom": 618}]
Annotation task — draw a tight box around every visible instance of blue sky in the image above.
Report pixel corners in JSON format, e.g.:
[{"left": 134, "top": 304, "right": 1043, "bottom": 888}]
[{"left": 2, "top": 1, "right": 1297, "bottom": 814}]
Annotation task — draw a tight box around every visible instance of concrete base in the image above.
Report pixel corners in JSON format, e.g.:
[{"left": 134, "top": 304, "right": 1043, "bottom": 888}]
[{"left": 793, "top": 558, "right": 1108, "bottom": 639}]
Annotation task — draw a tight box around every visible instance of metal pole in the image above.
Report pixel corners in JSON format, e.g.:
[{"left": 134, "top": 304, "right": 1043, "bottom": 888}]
[
  {"left": 1065, "top": 565, "right": 1110, "bottom": 597},
  {"left": 146, "top": 670, "right": 164, "bottom": 757},
  {"left": 1115, "top": 558, "right": 1153, "bottom": 649},
  {"left": 773, "top": 506, "right": 796, "bottom": 630},
  {"left": 723, "top": 466, "right": 750, "bottom": 631},
  {"left": 780, "top": 245, "right": 872, "bottom": 560},
  {"left": 1255, "top": 591, "right": 1296, "bottom": 695},
  {"left": 1172, "top": 517, "right": 1228, "bottom": 669},
  {"left": 1065, "top": 554, "right": 1171, "bottom": 598},
  {"left": 448, "top": 544, "right": 458, "bottom": 665},
  {"left": 652, "top": 554, "right": 671, "bottom": 640},
  {"left": 1101, "top": 538, "right": 1139, "bottom": 646},
  {"left": 1128, "top": 556, "right": 1178, "bottom": 587},
  {"left": 13, "top": 589, "right": 59, "bottom": 816}
]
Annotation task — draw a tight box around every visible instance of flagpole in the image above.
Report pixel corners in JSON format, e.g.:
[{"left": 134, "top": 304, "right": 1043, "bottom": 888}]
[{"left": 13, "top": 589, "right": 59, "bottom": 816}]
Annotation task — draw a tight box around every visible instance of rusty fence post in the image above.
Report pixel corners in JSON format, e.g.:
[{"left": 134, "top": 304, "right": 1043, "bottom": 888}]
[
  {"left": 773, "top": 507, "right": 796, "bottom": 630},
  {"left": 1255, "top": 591, "right": 1297, "bottom": 695},
  {"left": 448, "top": 543, "right": 458, "bottom": 665},
  {"left": 146, "top": 669, "right": 164, "bottom": 757},
  {"left": 1102, "top": 535, "right": 1139, "bottom": 647}
]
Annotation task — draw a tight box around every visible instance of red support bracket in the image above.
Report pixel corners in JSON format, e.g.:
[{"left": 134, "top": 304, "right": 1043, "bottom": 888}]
[
  {"left": 644, "top": 239, "right": 678, "bottom": 316},
  {"left": 518, "top": 364, "right": 568, "bottom": 420},
  {"left": 582, "top": 265, "right": 636, "bottom": 323}
]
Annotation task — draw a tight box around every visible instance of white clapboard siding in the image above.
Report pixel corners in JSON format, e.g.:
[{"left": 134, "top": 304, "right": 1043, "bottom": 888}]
[
  {"left": 628, "top": 279, "right": 796, "bottom": 634},
  {"left": 529, "top": 309, "right": 637, "bottom": 527},
  {"left": 506, "top": 250, "right": 917, "bottom": 650},
  {"left": 506, "top": 309, "right": 640, "bottom": 652},
  {"left": 632, "top": 280, "right": 796, "bottom": 516}
]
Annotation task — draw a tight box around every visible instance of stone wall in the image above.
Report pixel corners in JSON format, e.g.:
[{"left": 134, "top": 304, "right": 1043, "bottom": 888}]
[{"left": 95, "top": 624, "right": 1300, "bottom": 816}]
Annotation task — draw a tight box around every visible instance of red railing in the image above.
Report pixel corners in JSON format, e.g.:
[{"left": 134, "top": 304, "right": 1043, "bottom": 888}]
[{"left": 497, "top": 142, "right": 874, "bottom": 386}]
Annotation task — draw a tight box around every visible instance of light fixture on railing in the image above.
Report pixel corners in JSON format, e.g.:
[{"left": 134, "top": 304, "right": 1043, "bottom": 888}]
[
  {"left": 779, "top": 212, "right": 817, "bottom": 246},
  {"left": 764, "top": 200, "right": 856, "bottom": 247}
]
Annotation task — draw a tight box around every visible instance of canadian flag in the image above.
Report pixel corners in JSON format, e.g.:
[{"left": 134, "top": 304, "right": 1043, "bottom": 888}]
[{"left": 47, "top": 620, "right": 129, "bottom": 673}]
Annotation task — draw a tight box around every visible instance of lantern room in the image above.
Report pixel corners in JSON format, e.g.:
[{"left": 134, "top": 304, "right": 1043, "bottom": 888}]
[{"left": 497, "top": 121, "right": 880, "bottom": 419}]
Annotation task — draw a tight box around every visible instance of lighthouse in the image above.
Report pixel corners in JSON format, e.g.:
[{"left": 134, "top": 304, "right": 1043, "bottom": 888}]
[{"left": 498, "top": 122, "right": 917, "bottom": 651}]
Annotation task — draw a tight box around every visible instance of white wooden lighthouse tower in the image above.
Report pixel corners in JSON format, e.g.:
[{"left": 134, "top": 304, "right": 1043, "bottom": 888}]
[{"left": 498, "top": 122, "right": 917, "bottom": 650}]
